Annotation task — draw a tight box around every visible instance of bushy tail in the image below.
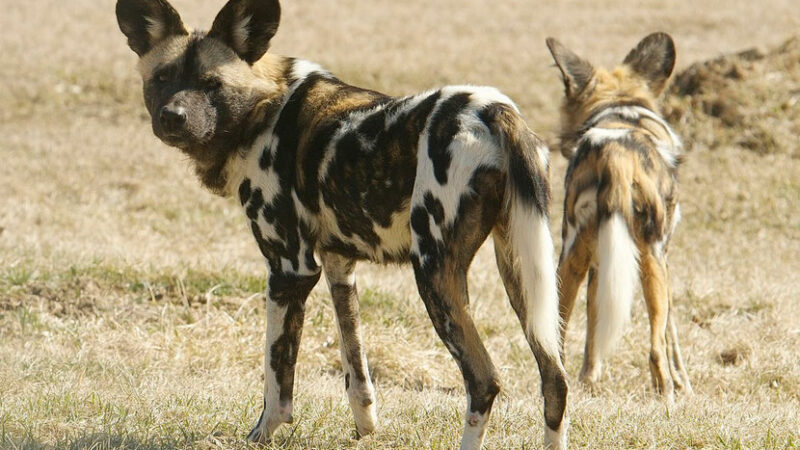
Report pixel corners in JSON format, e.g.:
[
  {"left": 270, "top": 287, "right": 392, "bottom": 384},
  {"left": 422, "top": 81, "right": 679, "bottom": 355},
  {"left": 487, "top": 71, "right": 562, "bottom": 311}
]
[
  {"left": 592, "top": 153, "right": 644, "bottom": 357},
  {"left": 486, "top": 103, "right": 560, "bottom": 358},
  {"left": 594, "top": 213, "right": 639, "bottom": 357}
]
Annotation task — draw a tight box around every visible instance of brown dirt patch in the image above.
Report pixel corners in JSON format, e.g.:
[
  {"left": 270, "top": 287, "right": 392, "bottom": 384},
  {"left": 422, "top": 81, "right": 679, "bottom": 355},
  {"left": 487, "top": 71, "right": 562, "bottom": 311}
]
[{"left": 665, "top": 36, "right": 800, "bottom": 157}]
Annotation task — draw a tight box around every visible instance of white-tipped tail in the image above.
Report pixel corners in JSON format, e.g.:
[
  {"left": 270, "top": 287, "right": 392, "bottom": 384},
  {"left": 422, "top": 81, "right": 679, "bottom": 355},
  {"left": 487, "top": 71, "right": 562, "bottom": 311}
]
[
  {"left": 509, "top": 203, "right": 560, "bottom": 359},
  {"left": 594, "top": 213, "right": 639, "bottom": 357}
]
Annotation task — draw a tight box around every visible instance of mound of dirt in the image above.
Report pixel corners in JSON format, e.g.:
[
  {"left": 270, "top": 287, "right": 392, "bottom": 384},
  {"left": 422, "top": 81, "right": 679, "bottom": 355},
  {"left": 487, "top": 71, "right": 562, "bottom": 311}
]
[{"left": 665, "top": 36, "right": 800, "bottom": 157}]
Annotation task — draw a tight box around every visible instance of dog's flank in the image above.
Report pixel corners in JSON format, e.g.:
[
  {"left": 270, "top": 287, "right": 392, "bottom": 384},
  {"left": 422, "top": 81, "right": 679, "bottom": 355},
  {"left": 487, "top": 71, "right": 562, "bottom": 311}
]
[
  {"left": 547, "top": 32, "right": 692, "bottom": 400},
  {"left": 116, "top": 0, "right": 568, "bottom": 448}
]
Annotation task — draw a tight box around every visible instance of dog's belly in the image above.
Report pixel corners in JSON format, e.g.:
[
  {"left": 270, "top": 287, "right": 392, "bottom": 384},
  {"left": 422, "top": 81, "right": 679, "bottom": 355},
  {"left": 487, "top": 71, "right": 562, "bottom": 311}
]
[{"left": 316, "top": 200, "right": 412, "bottom": 263}]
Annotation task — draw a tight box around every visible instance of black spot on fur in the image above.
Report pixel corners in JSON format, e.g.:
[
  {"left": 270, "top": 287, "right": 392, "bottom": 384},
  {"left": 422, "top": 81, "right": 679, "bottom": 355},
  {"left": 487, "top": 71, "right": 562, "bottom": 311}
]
[
  {"left": 298, "top": 120, "right": 347, "bottom": 214},
  {"left": 635, "top": 199, "right": 659, "bottom": 242},
  {"left": 564, "top": 139, "right": 595, "bottom": 187},
  {"left": 320, "top": 237, "right": 364, "bottom": 260},
  {"left": 428, "top": 93, "right": 470, "bottom": 185},
  {"left": 596, "top": 168, "right": 612, "bottom": 220},
  {"left": 259, "top": 147, "right": 273, "bottom": 170},
  {"left": 358, "top": 109, "right": 385, "bottom": 142},
  {"left": 410, "top": 206, "right": 442, "bottom": 272},
  {"left": 250, "top": 221, "right": 280, "bottom": 269},
  {"left": 246, "top": 188, "right": 265, "bottom": 220},
  {"left": 238, "top": 178, "right": 252, "bottom": 205},
  {"left": 428, "top": 93, "right": 471, "bottom": 184},
  {"left": 424, "top": 192, "right": 445, "bottom": 225}
]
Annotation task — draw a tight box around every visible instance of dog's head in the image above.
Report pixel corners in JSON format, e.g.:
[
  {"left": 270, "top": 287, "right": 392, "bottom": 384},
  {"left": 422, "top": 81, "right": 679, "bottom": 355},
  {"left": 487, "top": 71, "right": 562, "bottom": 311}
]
[
  {"left": 546, "top": 33, "right": 676, "bottom": 156},
  {"left": 116, "top": 0, "right": 281, "bottom": 163}
]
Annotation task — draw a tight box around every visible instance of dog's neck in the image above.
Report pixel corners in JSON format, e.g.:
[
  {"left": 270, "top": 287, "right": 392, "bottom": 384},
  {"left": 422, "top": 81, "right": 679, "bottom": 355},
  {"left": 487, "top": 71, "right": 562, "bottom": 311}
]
[
  {"left": 561, "top": 101, "right": 682, "bottom": 166},
  {"left": 214, "top": 55, "right": 389, "bottom": 199},
  {"left": 192, "top": 55, "right": 304, "bottom": 196}
]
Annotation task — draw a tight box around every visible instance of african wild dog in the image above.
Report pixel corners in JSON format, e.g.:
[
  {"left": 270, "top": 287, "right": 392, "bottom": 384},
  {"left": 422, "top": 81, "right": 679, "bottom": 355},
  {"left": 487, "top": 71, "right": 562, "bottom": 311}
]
[
  {"left": 116, "top": 0, "right": 568, "bottom": 448},
  {"left": 546, "top": 33, "right": 692, "bottom": 400}
]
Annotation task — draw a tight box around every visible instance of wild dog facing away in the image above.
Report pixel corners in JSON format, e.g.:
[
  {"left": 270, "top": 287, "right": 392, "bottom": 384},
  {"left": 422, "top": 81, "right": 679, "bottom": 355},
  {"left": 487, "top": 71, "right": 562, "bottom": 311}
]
[
  {"left": 115, "top": 0, "right": 568, "bottom": 448},
  {"left": 546, "top": 33, "right": 693, "bottom": 401}
]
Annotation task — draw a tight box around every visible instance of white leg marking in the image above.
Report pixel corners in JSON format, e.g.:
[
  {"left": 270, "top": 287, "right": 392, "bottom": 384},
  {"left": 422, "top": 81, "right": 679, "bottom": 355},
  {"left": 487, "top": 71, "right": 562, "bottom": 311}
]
[
  {"left": 460, "top": 409, "right": 489, "bottom": 450},
  {"left": 248, "top": 300, "right": 293, "bottom": 443},
  {"left": 544, "top": 416, "right": 569, "bottom": 450}
]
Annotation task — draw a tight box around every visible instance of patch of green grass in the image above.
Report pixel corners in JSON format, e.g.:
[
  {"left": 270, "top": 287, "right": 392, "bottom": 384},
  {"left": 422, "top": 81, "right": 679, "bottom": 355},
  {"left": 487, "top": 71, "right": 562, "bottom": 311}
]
[
  {"left": 1, "top": 266, "right": 46, "bottom": 291},
  {"left": 12, "top": 307, "right": 43, "bottom": 335},
  {"left": 0, "top": 263, "right": 266, "bottom": 304},
  {"left": 360, "top": 288, "right": 417, "bottom": 327}
]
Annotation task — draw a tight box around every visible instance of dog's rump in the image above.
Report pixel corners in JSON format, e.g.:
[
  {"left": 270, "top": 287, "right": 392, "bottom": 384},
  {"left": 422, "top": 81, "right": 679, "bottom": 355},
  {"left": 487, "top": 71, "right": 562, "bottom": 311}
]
[{"left": 564, "top": 117, "right": 679, "bottom": 246}]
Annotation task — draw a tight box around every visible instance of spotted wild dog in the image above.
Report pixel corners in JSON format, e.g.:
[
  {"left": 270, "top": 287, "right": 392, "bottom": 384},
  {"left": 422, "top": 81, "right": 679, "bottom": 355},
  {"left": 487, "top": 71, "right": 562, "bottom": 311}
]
[
  {"left": 545, "top": 33, "right": 692, "bottom": 401},
  {"left": 115, "top": 0, "right": 568, "bottom": 448}
]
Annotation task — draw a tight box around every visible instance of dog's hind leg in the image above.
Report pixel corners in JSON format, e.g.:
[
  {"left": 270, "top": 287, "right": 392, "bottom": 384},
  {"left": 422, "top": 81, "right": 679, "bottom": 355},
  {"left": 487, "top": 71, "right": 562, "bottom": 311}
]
[
  {"left": 493, "top": 214, "right": 569, "bottom": 449},
  {"left": 411, "top": 265, "right": 500, "bottom": 450},
  {"left": 639, "top": 249, "right": 675, "bottom": 402},
  {"left": 665, "top": 271, "right": 692, "bottom": 394},
  {"left": 319, "top": 251, "right": 378, "bottom": 436},
  {"left": 555, "top": 223, "right": 593, "bottom": 360},
  {"left": 410, "top": 169, "right": 504, "bottom": 450},
  {"left": 579, "top": 268, "right": 603, "bottom": 388}
]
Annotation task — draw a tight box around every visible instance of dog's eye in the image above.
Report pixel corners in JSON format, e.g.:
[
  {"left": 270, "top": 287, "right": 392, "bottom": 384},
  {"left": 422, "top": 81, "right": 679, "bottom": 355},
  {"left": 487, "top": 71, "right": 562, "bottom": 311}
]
[
  {"left": 155, "top": 72, "right": 171, "bottom": 83},
  {"left": 203, "top": 78, "right": 222, "bottom": 91}
]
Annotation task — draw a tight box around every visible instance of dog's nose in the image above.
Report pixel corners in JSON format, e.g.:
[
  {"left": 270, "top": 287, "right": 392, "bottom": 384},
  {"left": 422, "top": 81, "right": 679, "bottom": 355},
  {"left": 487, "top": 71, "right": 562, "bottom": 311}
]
[{"left": 160, "top": 105, "right": 187, "bottom": 132}]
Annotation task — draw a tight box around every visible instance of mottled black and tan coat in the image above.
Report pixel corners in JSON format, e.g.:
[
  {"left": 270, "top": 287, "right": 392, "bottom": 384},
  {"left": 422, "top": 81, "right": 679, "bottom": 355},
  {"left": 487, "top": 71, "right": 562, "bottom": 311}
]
[
  {"left": 115, "top": 0, "right": 568, "bottom": 448},
  {"left": 547, "top": 33, "right": 692, "bottom": 401}
]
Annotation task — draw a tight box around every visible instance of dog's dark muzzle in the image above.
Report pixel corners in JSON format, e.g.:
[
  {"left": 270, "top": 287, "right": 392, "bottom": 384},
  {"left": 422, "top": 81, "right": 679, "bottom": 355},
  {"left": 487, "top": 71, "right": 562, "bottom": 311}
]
[{"left": 160, "top": 105, "right": 188, "bottom": 134}]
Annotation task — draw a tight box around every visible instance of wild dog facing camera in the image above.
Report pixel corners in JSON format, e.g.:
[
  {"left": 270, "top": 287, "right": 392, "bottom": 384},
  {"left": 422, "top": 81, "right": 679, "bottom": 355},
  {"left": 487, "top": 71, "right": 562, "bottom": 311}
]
[{"left": 115, "top": 0, "right": 281, "bottom": 169}]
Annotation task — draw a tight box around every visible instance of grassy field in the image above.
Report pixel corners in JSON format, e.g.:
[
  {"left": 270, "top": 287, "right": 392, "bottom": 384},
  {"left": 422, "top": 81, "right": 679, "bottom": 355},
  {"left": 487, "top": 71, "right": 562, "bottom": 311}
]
[{"left": 2, "top": 0, "right": 800, "bottom": 448}]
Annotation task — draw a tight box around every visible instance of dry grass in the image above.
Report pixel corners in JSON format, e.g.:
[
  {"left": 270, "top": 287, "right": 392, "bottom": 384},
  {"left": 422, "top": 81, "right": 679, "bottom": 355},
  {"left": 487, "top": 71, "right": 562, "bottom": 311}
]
[{"left": 2, "top": 0, "right": 800, "bottom": 448}]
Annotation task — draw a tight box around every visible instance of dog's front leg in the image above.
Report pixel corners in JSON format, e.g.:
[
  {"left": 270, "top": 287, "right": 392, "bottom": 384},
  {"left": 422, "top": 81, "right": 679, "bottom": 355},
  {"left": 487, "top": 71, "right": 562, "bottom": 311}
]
[{"left": 248, "top": 270, "right": 321, "bottom": 443}]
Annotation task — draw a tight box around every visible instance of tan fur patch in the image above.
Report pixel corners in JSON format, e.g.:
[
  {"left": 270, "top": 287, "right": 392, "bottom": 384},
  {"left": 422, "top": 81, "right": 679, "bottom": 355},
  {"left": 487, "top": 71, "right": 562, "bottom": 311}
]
[{"left": 138, "top": 34, "right": 191, "bottom": 80}]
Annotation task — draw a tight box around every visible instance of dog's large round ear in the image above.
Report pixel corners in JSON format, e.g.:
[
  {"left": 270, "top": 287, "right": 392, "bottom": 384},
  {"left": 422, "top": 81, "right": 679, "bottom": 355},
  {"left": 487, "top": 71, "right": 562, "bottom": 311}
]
[
  {"left": 623, "top": 32, "right": 676, "bottom": 95},
  {"left": 546, "top": 37, "right": 595, "bottom": 99},
  {"left": 208, "top": 0, "right": 281, "bottom": 65},
  {"left": 116, "top": 0, "right": 188, "bottom": 56}
]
